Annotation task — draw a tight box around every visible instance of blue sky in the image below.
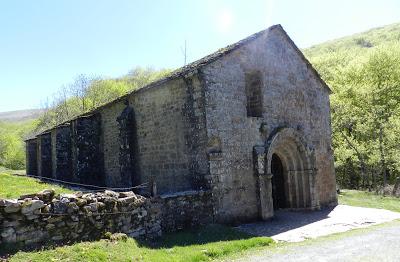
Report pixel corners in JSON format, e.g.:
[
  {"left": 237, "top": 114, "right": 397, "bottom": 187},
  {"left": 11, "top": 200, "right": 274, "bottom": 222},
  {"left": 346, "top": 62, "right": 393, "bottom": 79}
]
[{"left": 1, "top": 0, "right": 399, "bottom": 112}]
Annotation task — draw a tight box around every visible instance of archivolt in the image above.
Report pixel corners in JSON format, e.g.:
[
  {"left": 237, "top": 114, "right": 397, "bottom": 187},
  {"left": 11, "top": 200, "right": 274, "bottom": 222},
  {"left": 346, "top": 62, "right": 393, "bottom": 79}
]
[{"left": 265, "top": 128, "right": 318, "bottom": 209}]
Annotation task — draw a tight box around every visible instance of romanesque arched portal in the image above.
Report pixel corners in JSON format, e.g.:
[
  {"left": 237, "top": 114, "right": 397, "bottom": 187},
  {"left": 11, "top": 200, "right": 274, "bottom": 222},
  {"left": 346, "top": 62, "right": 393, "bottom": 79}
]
[
  {"left": 255, "top": 128, "right": 319, "bottom": 219},
  {"left": 266, "top": 128, "right": 319, "bottom": 209}
]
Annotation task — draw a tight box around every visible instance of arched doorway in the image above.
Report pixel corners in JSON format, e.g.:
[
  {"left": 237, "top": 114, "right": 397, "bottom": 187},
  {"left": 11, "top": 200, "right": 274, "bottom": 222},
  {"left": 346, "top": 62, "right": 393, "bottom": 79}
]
[
  {"left": 263, "top": 128, "right": 319, "bottom": 211},
  {"left": 271, "top": 153, "right": 286, "bottom": 209}
]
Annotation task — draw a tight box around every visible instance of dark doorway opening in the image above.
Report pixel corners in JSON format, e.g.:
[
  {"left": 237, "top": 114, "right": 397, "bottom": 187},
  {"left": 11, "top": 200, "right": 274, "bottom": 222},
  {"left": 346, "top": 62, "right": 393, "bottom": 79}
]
[{"left": 271, "top": 153, "right": 286, "bottom": 210}]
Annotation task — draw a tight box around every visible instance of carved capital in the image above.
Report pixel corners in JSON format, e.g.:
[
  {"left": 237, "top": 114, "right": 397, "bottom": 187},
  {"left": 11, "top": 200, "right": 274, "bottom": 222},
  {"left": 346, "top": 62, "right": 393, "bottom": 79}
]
[{"left": 253, "top": 146, "right": 266, "bottom": 175}]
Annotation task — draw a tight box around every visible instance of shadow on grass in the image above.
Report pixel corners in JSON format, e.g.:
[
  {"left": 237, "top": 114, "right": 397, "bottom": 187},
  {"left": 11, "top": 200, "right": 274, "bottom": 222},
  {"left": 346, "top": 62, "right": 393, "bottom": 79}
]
[
  {"left": 0, "top": 224, "right": 266, "bottom": 258},
  {"left": 138, "top": 224, "right": 256, "bottom": 249}
]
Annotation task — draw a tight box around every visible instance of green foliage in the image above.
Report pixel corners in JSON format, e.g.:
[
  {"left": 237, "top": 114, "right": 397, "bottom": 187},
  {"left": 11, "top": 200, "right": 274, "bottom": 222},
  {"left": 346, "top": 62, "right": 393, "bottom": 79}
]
[
  {"left": 0, "top": 120, "right": 38, "bottom": 170},
  {"left": 35, "top": 67, "right": 171, "bottom": 133},
  {"left": 9, "top": 225, "right": 273, "bottom": 262},
  {"left": 305, "top": 23, "right": 400, "bottom": 190}
]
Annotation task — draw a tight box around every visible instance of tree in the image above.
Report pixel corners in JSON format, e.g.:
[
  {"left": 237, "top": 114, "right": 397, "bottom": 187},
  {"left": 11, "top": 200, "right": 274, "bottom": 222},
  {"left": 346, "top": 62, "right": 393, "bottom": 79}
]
[{"left": 318, "top": 44, "right": 400, "bottom": 192}]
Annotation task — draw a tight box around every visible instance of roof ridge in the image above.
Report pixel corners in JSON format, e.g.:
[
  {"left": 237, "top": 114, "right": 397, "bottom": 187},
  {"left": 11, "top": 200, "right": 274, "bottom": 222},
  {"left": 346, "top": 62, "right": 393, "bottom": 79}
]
[
  {"left": 275, "top": 26, "right": 332, "bottom": 93},
  {"left": 30, "top": 25, "right": 282, "bottom": 137}
]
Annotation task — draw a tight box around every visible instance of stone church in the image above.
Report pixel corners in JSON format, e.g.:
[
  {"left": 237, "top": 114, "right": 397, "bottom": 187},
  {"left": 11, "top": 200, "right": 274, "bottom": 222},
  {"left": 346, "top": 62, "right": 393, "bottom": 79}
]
[{"left": 26, "top": 24, "right": 337, "bottom": 225}]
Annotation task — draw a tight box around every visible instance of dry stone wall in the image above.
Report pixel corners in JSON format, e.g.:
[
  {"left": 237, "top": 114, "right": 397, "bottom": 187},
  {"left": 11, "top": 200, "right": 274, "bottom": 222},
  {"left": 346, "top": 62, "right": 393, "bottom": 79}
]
[
  {"left": 160, "top": 190, "right": 213, "bottom": 232},
  {"left": 0, "top": 188, "right": 215, "bottom": 251},
  {"left": 0, "top": 190, "right": 162, "bottom": 250}
]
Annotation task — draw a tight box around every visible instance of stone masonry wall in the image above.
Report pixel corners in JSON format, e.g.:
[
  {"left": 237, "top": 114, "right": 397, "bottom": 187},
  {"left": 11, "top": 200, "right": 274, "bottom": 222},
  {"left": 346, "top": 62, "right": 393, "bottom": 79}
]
[
  {"left": 159, "top": 190, "right": 213, "bottom": 232},
  {"left": 71, "top": 114, "right": 105, "bottom": 187},
  {"left": 201, "top": 26, "right": 337, "bottom": 223},
  {"left": 100, "top": 77, "right": 209, "bottom": 194},
  {"left": 55, "top": 125, "right": 73, "bottom": 182},
  {"left": 0, "top": 190, "right": 161, "bottom": 250},
  {"left": 26, "top": 76, "right": 209, "bottom": 196}
]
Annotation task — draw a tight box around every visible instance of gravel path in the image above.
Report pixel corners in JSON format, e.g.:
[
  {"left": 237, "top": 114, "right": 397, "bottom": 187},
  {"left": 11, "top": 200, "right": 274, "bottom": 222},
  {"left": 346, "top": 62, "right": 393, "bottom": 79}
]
[
  {"left": 238, "top": 221, "right": 400, "bottom": 261},
  {"left": 237, "top": 205, "right": 400, "bottom": 242}
]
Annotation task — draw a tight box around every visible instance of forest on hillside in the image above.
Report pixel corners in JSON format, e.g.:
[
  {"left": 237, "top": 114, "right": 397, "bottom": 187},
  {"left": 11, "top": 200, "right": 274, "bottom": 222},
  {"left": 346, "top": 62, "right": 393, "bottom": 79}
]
[
  {"left": 1, "top": 23, "right": 400, "bottom": 194},
  {"left": 304, "top": 22, "right": 400, "bottom": 193}
]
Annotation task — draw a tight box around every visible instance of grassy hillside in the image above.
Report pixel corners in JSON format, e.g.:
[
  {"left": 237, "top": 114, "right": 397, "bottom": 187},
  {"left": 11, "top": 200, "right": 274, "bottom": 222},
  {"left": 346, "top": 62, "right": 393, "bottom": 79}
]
[
  {"left": 304, "top": 22, "right": 400, "bottom": 61},
  {"left": 304, "top": 22, "right": 400, "bottom": 90},
  {"left": 0, "top": 109, "right": 43, "bottom": 123}
]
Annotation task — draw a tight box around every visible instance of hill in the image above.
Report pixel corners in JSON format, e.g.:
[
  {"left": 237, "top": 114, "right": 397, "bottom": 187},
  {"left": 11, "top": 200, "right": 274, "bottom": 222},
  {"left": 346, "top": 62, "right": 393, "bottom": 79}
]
[
  {"left": 304, "top": 22, "right": 400, "bottom": 60},
  {"left": 303, "top": 22, "right": 400, "bottom": 191},
  {"left": 0, "top": 109, "right": 43, "bottom": 123}
]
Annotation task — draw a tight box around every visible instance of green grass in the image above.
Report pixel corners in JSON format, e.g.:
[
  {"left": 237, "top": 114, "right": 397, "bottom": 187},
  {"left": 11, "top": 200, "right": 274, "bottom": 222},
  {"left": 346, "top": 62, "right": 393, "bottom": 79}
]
[
  {"left": 0, "top": 172, "right": 74, "bottom": 199},
  {"left": 1, "top": 173, "right": 273, "bottom": 261},
  {"left": 9, "top": 225, "right": 273, "bottom": 262},
  {"left": 338, "top": 189, "right": 400, "bottom": 212},
  {"left": 3, "top": 172, "right": 399, "bottom": 262}
]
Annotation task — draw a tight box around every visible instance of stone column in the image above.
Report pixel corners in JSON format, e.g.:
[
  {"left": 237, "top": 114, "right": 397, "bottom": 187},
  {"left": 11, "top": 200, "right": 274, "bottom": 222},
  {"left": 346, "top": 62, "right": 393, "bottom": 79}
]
[
  {"left": 254, "top": 146, "right": 273, "bottom": 220},
  {"left": 260, "top": 173, "right": 274, "bottom": 219},
  {"left": 207, "top": 152, "right": 223, "bottom": 221},
  {"left": 309, "top": 168, "right": 320, "bottom": 210},
  {"left": 117, "top": 102, "right": 137, "bottom": 188}
]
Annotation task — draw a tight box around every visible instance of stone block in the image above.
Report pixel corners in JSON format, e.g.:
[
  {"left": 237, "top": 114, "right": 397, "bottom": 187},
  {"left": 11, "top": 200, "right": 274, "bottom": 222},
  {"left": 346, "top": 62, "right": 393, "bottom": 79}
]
[
  {"left": 3, "top": 199, "right": 21, "bottom": 213},
  {"left": 21, "top": 200, "right": 45, "bottom": 215}
]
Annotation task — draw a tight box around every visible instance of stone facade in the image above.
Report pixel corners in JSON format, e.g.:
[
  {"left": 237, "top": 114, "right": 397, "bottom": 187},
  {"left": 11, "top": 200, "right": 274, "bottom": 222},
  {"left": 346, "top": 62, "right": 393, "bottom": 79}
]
[
  {"left": 25, "top": 24, "right": 337, "bottom": 226},
  {"left": 201, "top": 27, "right": 336, "bottom": 222}
]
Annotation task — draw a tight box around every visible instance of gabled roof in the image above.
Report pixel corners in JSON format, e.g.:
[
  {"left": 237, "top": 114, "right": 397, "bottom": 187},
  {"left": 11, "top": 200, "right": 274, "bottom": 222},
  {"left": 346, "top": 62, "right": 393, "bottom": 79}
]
[
  {"left": 274, "top": 26, "right": 332, "bottom": 94},
  {"left": 29, "top": 24, "right": 331, "bottom": 139}
]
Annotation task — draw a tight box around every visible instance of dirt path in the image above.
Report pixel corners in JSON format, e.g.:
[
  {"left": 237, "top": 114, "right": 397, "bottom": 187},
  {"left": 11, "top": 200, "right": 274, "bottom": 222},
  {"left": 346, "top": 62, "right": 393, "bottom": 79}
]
[
  {"left": 238, "top": 221, "right": 400, "bottom": 261},
  {"left": 237, "top": 205, "right": 400, "bottom": 242}
]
